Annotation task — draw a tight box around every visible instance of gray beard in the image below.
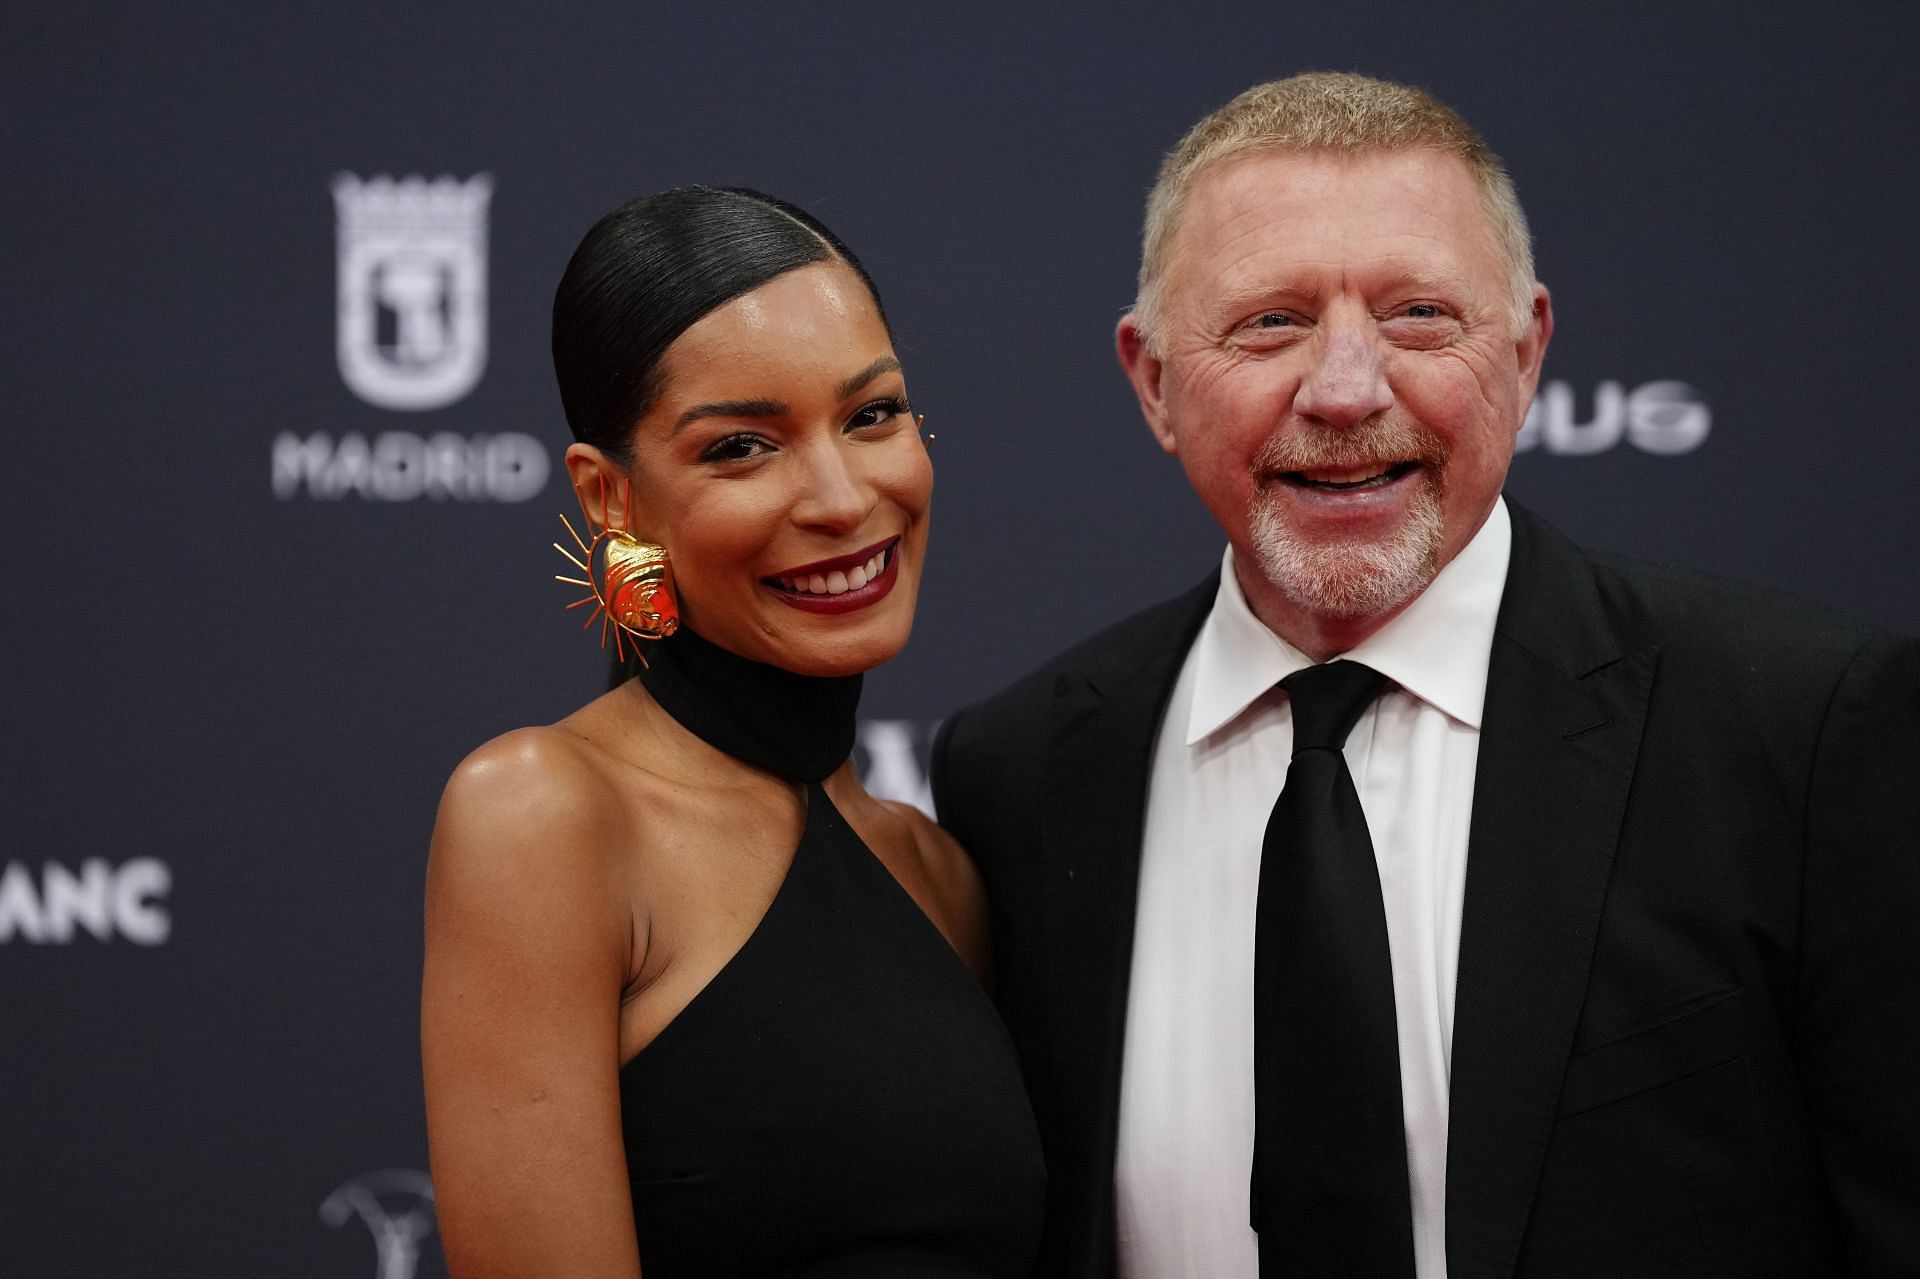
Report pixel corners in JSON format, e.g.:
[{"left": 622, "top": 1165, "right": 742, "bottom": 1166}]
[
  {"left": 1243, "top": 404, "right": 1452, "bottom": 624},
  {"left": 1242, "top": 416, "right": 1453, "bottom": 620},
  {"left": 1247, "top": 477, "right": 1445, "bottom": 619}
]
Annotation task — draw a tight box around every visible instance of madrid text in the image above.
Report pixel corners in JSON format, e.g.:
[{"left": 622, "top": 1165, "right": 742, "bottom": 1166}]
[{"left": 273, "top": 431, "right": 550, "bottom": 502}]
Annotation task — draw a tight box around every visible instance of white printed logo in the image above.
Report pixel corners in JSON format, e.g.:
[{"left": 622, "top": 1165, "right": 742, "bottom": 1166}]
[
  {"left": 1519, "top": 380, "right": 1711, "bottom": 456},
  {"left": 271, "top": 430, "right": 549, "bottom": 502},
  {"left": 321, "top": 1169, "right": 437, "bottom": 1279},
  {"left": 0, "top": 859, "right": 172, "bottom": 944},
  {"left": 856, "top": 719, "right": 935, "bottom": 817},
  {"left": 334, "top": 174, "right": 493, "bottom": 411}
]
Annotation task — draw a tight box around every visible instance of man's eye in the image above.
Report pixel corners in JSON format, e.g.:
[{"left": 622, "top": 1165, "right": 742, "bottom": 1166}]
[
  {"left": 1404, "top": 304, "right": 1442, "bottom": 319},
  {"left": 700, "top": 433, "right": 771, "bottom": 463},
  {"left": 1250, "top": 313, "right": 1294, "bottom": 328}
]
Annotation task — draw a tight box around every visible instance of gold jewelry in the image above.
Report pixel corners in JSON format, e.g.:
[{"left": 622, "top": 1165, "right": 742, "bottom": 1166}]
[
  {"left": 554, "top": 476, "right": 679, "bottom": 665},
  {"left": 918, "top": 414, "right": 936, "bottom": 450}
]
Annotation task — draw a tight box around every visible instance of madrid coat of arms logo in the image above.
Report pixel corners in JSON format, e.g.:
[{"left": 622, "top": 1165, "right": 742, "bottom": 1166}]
[{"left": 333, "top": 173, "right": 493, "bottom": 411}]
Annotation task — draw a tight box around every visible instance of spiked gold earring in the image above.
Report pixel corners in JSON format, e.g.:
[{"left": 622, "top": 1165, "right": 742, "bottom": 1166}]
[{"left": 553, "top": 474, "right": 679, "bottom": 665}]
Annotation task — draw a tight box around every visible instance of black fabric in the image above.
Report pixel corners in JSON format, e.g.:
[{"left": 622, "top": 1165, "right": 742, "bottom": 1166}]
[
  {"left": 1251, "top": 660, "right": 1414, "bottom": 1277},
  {"left": 634, "top": 624, "right": 861, "bottom": 782},
  {"left": 931, "top": 502, "right": 1920, "bottom": 1279},
  {"left": 619, "top": 784, "right": 1046, "bottom": 1277}
]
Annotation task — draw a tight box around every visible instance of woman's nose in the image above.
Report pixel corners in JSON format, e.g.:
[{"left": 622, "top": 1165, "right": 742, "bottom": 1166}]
[{"left": 790, "top": 443, "right": 876, "bottom": 532}]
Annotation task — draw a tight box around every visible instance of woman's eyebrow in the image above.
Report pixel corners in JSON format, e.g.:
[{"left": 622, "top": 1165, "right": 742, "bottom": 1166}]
[
  {"left": 835, "top": 356, "right": 901, "bottom": 399},
  {"left": 671, "top": 357, "right": 902, "bottom": 434},
  {"left": 673, "top": 397, "right": 787, "bottom": 433}
]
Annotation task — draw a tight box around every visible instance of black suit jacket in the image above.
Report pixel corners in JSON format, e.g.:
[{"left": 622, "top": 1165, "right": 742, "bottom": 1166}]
[{"left": 931, "top": 503, "right": 1920, "bottom": 1279}]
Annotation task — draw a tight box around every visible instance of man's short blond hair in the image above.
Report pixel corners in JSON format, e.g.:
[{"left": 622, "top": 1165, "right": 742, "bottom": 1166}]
[{"left": 1132, "top": 72, "right": 1536, "bottom": 352}]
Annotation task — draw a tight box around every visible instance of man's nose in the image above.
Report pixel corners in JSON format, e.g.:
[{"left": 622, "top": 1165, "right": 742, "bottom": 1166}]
[
  {"left": 1294, "top": 329, "right": 1392, "bottom": 427},
  {"left": 791, "top": 442, "right": 876, "bottom": 532}
]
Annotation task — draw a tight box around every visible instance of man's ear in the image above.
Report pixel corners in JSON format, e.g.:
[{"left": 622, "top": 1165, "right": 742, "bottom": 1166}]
[
  {"left": 1116, "top": 313, "right": 1179, "bottom": 456},
  {"left": 1514, "top": 283, "right": 1554, "bottom": 411},
  {"left": 563, "top": 443, "right": 633, "bottom": 532}
]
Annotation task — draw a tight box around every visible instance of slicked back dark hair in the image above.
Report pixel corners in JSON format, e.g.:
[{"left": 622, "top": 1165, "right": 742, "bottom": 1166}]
[{"left": 551, "top": 185, "right": 889, "bottom": 461}]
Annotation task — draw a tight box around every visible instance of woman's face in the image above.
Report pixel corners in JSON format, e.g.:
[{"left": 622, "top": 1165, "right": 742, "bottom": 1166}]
[{"left": 591, "top": 260, "right": 932, "bottom": 677}]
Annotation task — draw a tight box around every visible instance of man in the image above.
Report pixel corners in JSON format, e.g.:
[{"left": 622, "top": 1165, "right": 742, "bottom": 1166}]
[{"left": 932, "top": 73, "right": 1920, "bottom": 1279}]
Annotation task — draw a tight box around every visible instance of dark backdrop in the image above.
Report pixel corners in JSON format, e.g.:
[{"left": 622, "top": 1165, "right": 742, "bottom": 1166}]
[{"left": 7, "top": 3, "right": 1918, "bottom": 1274}]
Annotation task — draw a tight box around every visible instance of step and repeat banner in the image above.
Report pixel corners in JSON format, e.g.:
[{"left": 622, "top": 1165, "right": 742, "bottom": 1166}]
[{"left": 7, "top": 3, "right": 1918, "bottom": 1274}]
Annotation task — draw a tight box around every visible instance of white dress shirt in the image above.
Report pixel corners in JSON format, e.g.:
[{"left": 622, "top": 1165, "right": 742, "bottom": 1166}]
[{"left": 1114, "top": 499, "right": 1512, "bottom": 1279}]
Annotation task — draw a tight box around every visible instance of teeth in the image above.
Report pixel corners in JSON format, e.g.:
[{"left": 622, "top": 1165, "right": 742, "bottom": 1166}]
[
  {"left": 775, "top": 546, "right": 893, "bottom": 594},
  {"left": 1299, "top": 463, "right": 1396, "bottom": 485}
]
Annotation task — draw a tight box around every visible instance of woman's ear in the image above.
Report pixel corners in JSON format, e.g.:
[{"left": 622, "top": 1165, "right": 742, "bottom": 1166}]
[{"left": 564, "top": 443, "right": 632, "bottom": 532}]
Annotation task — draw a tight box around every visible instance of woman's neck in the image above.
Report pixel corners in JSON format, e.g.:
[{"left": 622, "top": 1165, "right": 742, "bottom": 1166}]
[{"left": 630, "top": 625, "right": 862, "bottom": 784}]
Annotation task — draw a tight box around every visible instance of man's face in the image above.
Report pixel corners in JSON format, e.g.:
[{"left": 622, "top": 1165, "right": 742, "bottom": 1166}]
[{"left": 1118, "top": 147, "right": 1551, "bottom": 645}]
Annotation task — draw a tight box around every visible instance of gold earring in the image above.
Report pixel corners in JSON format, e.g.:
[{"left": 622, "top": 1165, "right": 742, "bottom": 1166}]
[
  {"left": 918, "top": 414, "right": 936, "bottom": 450},
  {"left": 553, "top": 474, "right": 679, "bottom": 665}
]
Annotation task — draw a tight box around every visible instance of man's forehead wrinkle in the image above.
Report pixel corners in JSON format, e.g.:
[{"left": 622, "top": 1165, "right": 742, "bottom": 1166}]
[
  {"left": 1212, "top": 276, "right": 1327, "bottom": 317},
  {"left": 1175, "top": 158, "right": 1321, "bottom": 264},
  {"left": 1207, "top": 251, "right": 1468, "bottom": 310},
  {"left": 1217, "top": 236, "right": 1492, "bottom": 316},
  {"left": 1182, "top": 199, "right": 1295, "bottom": 287}
]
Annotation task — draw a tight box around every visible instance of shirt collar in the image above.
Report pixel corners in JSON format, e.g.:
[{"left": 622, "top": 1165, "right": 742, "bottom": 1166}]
[{"left": 1185, "top": 497, "right": 1512, "bottom": 745}]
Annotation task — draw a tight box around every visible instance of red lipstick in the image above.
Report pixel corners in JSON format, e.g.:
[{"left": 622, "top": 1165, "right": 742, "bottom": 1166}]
[
  {"left": 762, "top": 537, "right": 902, "bottom": 616},
  {"left": 767, "top": 537, "right": 898, "bottom": 580}
]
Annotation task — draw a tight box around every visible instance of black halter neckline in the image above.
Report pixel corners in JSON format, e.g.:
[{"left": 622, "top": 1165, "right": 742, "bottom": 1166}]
[{"left": 633, "top": 625, "right": 861, "bottom": 784}]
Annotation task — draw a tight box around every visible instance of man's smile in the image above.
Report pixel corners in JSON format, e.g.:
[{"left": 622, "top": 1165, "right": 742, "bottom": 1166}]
[{"left": 1280, "top": 461, "right": 1422, "bottom": 491}]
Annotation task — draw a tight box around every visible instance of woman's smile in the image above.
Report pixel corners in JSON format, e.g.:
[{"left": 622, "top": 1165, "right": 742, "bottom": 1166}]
[{"left": 764, "top": 536, "right": 901, "bottom": 613}]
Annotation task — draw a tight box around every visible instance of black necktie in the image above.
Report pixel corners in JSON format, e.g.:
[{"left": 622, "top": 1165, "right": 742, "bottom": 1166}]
[{"left": 1251, "top": 659, "right": 1415, "bottom": 1277}]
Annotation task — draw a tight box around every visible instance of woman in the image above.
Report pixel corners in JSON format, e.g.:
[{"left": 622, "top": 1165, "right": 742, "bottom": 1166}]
[{"left": 421, "top": 187, "right": 1044, "bottom": 1277}]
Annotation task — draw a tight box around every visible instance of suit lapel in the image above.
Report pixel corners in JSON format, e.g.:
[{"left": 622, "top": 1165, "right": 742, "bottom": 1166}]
[
  {"left": 1038, "top": 575, "right": 1216, "bottom": 1277},
  {"left": 1446, "top": 505, "right": 1656, "bottom": 1278}
]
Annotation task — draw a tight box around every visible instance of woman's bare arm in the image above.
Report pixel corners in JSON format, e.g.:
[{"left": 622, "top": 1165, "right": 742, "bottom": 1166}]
[{"left": 422, "top": 729, "right": 644, "bottom": 1278}]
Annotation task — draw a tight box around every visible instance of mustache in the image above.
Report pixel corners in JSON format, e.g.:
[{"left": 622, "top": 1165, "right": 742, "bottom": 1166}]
[{"left": 1251, "top": 418, "right": 1449, "bottom": 475}]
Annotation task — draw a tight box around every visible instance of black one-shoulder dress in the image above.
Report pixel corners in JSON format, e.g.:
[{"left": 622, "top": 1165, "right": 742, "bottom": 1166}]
[{"left": 615, "top": 628, "right": 1045, "bottom": 1277}]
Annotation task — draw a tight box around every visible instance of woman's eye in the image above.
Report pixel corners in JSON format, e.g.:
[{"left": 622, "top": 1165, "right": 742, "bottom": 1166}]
[
  {"left": 699, "top": 433, "right": 771, "bottom": 464},
  {"left": 847, "top": 397, "right": 910, "bottom": 431}
]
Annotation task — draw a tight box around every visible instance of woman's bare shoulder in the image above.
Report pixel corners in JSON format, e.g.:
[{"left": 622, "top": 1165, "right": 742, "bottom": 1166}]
[
  {"left": 451, "top": 719, "right": 615, "bottom": 795},
  {"left": 439, "top": 724, "right": 622, "bottom": 842},
  {"left": 882, "top": 800, "right": 993, "bottom": 978},
  {"left": 882, "top": 800, "right": 970, "bottom": 876},
  {"left": 426, "top": 722, "right": 651, "bottom": 934}
]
